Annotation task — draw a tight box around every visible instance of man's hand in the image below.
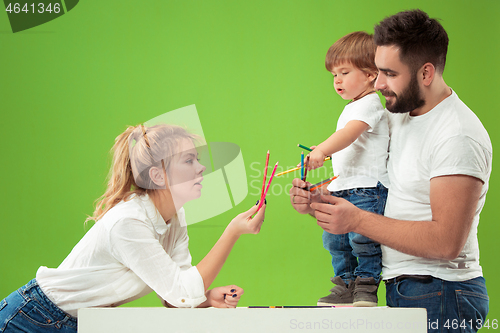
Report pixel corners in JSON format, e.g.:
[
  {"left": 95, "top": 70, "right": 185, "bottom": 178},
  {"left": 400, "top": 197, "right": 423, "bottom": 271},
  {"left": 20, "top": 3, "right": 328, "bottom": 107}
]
[
  {"left": 311, "top": 195, "right": 364, "bottom": 234},
  {"left": 289, "top": 178, "right": 322, "bottom": 216}
]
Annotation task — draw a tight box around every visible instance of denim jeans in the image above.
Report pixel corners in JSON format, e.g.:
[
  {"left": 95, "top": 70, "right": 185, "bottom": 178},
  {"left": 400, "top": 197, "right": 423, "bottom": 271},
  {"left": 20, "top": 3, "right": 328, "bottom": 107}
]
[
  {"left": 0, "top": 279, "right": 77, "bottom": 333},
  {"left": 322, "top": 182, "right": 388, "bottom": 284},
  {"left": 386, "top": 276, "right": 489, "bottom": 333}
]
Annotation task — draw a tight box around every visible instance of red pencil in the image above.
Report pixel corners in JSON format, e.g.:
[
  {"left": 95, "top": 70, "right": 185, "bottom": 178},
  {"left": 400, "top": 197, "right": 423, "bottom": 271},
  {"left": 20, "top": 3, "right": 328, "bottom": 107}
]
[
  {"left": 260, "top": 150, "right": 270, "bottom": 204},
  {"left": 258, "top": 161, "right": 278, "bottom": 210}
]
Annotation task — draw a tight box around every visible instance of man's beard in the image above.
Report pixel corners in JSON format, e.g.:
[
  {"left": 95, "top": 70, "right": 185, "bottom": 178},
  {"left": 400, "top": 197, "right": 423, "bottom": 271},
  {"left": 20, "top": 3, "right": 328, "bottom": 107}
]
[{"left": 380, "top": 73, "right": 425, "bottom": 114}]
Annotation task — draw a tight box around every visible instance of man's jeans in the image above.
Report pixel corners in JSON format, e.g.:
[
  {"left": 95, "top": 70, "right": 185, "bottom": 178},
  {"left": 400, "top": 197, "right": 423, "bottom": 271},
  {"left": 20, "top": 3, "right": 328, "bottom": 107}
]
[{"left": 386, "top": 276, "right": 489, "bottom": 333}]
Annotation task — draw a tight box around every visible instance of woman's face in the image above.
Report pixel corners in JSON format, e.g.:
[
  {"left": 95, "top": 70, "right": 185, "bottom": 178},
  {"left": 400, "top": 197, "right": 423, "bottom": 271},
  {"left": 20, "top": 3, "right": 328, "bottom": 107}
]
[{"left": 167, "top": 139, "right": 206, "bottom": 208}]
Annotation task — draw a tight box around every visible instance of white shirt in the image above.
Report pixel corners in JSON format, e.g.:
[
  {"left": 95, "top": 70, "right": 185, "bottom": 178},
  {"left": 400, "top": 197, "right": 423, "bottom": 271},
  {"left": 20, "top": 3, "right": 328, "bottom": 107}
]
[
  {"left": 382, "top": 90, "right": 492, "bottom": 281},
  {"left": 36, "top": 194, "right": 206, "bottom": 317},
  {"left": 328, "top": 93, "right": 390, "bottom": 191}
]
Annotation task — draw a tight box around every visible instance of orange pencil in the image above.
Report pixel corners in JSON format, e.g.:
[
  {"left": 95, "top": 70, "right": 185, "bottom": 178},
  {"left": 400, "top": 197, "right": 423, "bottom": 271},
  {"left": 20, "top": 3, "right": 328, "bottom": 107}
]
[{"left": 307, "top": 176, "right": 338, "bottom": 191}]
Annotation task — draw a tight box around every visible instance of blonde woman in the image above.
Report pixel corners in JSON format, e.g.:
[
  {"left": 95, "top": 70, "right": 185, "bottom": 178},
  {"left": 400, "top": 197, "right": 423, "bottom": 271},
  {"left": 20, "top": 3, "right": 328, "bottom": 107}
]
[{"left": 0, "top": 124, "right": 265, "bottom": 333}]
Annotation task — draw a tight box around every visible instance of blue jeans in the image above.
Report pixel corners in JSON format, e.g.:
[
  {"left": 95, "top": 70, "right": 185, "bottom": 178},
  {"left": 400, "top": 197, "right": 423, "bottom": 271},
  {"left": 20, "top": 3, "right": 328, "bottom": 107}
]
[
  {"left": 322, "top": 182, "right": 388, "bottom": 284},
  {"left": 0, "top": 279, "right": 77, "bottom": 333},
  {"left": 386, "top": 276, "right": 489, "bottom": 333}
]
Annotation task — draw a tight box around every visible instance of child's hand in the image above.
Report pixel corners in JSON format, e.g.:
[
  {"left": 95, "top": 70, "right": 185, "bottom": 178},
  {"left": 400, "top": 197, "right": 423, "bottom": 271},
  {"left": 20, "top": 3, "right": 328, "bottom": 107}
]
[{"left": 308, "top": 148, "right": 326, "bottom": 170}]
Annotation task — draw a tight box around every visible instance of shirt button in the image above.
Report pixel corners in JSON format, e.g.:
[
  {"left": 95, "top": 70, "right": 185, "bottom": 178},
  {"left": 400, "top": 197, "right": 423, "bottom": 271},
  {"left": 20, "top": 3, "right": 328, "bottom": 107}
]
[{"left": 181, "top": 299, "right": 185, "bottom": 303}]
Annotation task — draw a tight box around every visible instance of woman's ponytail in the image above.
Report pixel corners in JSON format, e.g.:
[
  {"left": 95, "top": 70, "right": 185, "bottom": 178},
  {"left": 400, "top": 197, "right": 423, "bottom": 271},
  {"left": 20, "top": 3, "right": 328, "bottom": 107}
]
[{"left": 87, "top": 126, "right": 144, "bottom": 223}]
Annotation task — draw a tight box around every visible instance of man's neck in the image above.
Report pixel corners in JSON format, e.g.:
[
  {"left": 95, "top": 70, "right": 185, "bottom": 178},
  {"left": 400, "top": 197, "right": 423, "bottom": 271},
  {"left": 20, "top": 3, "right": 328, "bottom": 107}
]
[{"left": 410, "top": 78, "right": 451, "bottom": 117}]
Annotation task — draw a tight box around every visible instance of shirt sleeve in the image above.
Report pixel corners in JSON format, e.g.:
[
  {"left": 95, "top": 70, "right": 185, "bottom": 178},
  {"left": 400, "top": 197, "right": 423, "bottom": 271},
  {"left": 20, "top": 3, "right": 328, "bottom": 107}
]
[
  {"left": 430, "top": 135, "right": 491, "bottom": 182},
  {"left": 109, "top": 218, "right": 206, "bottom": 308},
  {"left": 346, "top": 101, "right": 383, "bottom": 132}
]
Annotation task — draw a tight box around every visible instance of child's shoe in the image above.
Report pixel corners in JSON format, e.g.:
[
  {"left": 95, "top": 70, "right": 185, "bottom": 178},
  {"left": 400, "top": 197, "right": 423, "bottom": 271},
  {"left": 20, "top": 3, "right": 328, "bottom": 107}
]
[
  {"left": 352, "top": 276, "right": 379, "bottom": 307},
  {"left": 317, "top": 276, "right": 354, "bottom": 306}
]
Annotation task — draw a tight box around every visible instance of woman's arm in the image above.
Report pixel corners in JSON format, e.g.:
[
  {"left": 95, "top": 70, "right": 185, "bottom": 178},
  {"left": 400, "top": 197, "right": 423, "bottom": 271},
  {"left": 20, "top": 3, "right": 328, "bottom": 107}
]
[{"left": 196, "top": 204, "right": 265, "bottom": 290}]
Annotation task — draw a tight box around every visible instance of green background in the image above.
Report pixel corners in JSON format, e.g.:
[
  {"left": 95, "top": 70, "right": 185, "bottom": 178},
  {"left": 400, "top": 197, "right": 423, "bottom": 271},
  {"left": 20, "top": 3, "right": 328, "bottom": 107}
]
[{"left": 1, "top": 0, "right": 499, "bottom": 322}]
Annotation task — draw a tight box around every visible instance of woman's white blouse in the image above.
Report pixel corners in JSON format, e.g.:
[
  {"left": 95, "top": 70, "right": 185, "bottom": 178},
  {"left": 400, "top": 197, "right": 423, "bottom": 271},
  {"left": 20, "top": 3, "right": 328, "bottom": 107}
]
[{"left": 36, "top": 194, "right": 206, "bottom": 317}]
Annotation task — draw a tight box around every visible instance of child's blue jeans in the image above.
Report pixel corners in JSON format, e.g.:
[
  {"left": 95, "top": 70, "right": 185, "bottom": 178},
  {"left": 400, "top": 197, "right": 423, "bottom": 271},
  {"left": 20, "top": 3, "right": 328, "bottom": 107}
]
[
  {"left": 322, "top": 182, "right": 388, "bottom": 285},
  {"left": 0, "top": 279, "right": 77, "bottom": 333}
]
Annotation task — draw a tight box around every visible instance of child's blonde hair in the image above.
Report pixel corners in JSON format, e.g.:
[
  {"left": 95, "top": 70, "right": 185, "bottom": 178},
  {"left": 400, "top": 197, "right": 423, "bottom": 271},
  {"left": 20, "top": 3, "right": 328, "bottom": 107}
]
[
  {"left": 325, "top": 31, "right": 378, "bottom": 79},
  {"left": 87, "top": 124, "right": 197, "bottom": 222}
]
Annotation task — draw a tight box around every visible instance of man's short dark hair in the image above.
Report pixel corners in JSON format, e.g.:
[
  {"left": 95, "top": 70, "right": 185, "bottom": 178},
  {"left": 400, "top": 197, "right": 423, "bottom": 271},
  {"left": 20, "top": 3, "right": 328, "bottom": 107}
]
[{"left": 374, "top": 9, "right": 449, "bottom": 74}]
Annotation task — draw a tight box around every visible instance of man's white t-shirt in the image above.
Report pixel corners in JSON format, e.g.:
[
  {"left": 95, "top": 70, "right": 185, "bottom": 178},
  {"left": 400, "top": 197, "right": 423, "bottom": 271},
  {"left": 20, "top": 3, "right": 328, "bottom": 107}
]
[
  {"left": 382, "top": 90, "right": 492, "bottom": 281},
  {"left": 328, "top": 93, "right": 390, "bottom": 192}
]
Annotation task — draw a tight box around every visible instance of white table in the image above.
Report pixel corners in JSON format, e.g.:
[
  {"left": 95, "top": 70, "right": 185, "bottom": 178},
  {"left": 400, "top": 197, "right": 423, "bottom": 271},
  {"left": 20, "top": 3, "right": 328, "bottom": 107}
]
[{"left": 78, "top": 306, "right": 427, "bottom": 333}]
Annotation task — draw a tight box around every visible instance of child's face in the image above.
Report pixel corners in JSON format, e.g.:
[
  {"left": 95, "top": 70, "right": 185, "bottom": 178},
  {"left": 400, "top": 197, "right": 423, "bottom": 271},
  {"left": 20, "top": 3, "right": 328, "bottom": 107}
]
[{"left": 331, "top": 63, "right": 375, "bottom": 101}]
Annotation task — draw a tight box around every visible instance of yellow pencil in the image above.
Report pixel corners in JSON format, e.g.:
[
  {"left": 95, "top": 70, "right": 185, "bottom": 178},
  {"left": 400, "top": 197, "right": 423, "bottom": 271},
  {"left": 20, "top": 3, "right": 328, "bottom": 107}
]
[
  {"left": 275, "top": 157, "right": 331, "bottom": 177},
  {"left": 275, "top": 166, "right": 300, "bottom": 177}
]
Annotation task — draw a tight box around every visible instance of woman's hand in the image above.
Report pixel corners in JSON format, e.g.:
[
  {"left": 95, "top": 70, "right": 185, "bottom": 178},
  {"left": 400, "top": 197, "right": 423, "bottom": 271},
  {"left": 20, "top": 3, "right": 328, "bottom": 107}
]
[
  {"left": 226, "top": 203, "right": 266, "bottom": 237},
  {"left": 205, "top": 285, "right": 244, "bottom": 308}
]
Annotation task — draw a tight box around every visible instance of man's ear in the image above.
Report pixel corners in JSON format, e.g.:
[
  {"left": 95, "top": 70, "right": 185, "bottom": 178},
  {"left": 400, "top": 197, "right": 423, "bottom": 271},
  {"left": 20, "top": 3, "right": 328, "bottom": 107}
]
[
  {"left": 421, "top": 63, "right": 436, "bottom": 87},
  {"left": 149, "top": 166, "right": 166, "bottom": 187}
]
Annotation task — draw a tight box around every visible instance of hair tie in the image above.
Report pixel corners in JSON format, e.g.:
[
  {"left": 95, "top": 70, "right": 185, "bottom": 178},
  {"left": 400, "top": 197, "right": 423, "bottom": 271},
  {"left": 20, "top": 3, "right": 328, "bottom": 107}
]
[{"left": 141, "top": 124, "right": 152, "bottom": 148}]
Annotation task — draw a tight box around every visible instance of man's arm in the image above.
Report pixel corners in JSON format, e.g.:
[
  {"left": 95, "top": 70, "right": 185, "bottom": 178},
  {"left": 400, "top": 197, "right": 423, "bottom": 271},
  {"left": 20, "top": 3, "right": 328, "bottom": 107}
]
[{"left": 312, "top": 175, "right": 482, "bottom": 260}]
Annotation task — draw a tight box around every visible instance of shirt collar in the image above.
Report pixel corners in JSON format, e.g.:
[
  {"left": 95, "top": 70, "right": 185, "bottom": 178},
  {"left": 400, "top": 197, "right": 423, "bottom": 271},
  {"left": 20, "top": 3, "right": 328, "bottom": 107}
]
[{"left": 140, "top": 194, "right": 186, "bottom": 234}]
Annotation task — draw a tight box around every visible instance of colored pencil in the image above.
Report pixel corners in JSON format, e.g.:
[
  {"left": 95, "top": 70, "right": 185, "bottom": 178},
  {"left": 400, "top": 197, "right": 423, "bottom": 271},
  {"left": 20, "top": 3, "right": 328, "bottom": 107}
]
[
  {"left": 275, "top": 166, "right": 300, "bottom": 177},
  {"left": 258, "top": 162, "right": 278, "bottom": 210},
  {"left": 302, "top": 155, "right": 309, "bottom": 182},
  {"left": 260, "top": 150, "right": 270, "bottom": 204},
  {"left": 300, "top": 152, "right": 304, "bottom": 180},
  {"left": 275, "top": 156, "right": 332, "bottom": 177},
  {"left": 307, "top": 176, "right": 338, "bottom": 191},
  {"left": 297, "top": 144, "right": 312, "bottom": 152},
  {"left": 297, "top": 144, "right": 332, "bottom": 161}
]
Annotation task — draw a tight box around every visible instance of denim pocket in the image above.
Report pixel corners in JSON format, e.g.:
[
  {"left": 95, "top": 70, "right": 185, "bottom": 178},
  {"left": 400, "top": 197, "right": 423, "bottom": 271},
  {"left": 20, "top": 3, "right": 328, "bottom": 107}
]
[
  {"left": 394, "top": 279, "right": 443, "bottom": 313},
  {"left": 396, "top": 279, "right": 442, "bottom": 300},
  {"left": 456, "top": 290, "right": 489, "bottom": 332},
  {"left": 19, "top": 301, "right": 56, "bottom": 327}
]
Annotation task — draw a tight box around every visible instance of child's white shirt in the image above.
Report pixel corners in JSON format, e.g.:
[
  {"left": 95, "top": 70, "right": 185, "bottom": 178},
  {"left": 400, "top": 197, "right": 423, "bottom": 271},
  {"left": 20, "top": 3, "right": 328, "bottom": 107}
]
[{"left": 327, "top": 93, "right": 390, "bottom": 191}]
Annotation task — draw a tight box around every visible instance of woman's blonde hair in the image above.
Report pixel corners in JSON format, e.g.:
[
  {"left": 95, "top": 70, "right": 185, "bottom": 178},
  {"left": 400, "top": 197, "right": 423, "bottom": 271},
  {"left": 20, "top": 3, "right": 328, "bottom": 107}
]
[{"left": 87, "top": 124, "right": 197, "bottom": 222}]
